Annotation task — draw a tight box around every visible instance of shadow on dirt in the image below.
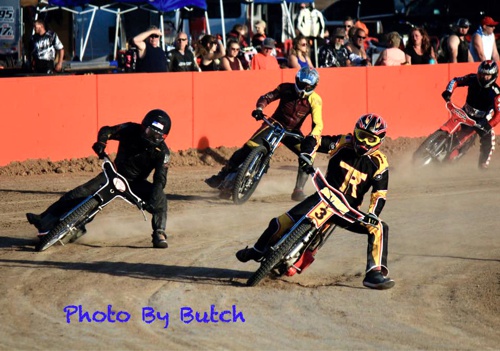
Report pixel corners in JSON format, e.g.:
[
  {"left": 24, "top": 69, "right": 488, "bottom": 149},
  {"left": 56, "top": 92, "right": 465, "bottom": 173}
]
[
  {"left": 0, "top": 258, "right": 251, "bottom": 286},
  {"left": 0, "top": 189, "right": 65, "bottom": 196}
]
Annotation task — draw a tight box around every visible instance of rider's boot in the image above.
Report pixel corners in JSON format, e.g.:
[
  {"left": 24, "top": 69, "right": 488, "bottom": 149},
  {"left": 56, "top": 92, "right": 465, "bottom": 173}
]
[
  {"left": 205, "top": 163, "right": 235, "bottom": 189},
  {"left": 26, "top": 212, "right": 58, "bottom": 236},
  {"left": 362, "top": 269, "right": 395, "bottom": 290},
  {"left": 152, "top": 230, "right": 168, "bottom": 249},
  {"left": 236, "top": 246, "right": 264, "bottom": 263},
  {"left": 291, "top": 169, "right": 309, "bottom": 201}
]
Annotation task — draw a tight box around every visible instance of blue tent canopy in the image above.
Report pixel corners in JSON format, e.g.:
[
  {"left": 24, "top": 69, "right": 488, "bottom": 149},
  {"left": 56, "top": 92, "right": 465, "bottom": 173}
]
[{"left": 47, "top": 0, "right": 207, "bottom": 12}]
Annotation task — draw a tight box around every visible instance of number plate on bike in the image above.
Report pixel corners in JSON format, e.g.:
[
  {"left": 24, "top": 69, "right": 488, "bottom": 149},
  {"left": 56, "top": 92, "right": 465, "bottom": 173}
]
[{"left": 306, "top": 200, "right": 335, "bottom": 228}]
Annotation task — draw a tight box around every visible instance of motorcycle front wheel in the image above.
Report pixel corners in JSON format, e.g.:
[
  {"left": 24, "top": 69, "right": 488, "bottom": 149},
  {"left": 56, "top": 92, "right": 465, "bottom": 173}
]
[
  {"left": 233, "top": 146, "right": 269, "bottom": 205},
  {"left": 35, "top": 198, "right": 99, "bottom": 252},
  {"left": 247, "top": 223, "right": 312, "bottom": 287},
  {"left": 412, "top": 130, "right": 449, "bottom": 167}
]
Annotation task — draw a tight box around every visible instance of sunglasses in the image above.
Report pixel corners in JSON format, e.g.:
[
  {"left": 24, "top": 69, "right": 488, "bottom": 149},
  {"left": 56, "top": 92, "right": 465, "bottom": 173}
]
[
  {"left": 336, "top": 36, "right": 344, "bottom": 39},
  {"left": 486, "top": 24, "right": 496, "bottom": 28},
  {"left": 354, "top": 129, "right": 381, "bottom": 147},
  {"left": 357, "top": 36, "right": 366, "bottom": 40},
  {"left": 177, "top": 38, "right": 187, "bottom": 42},
  {"left": 230, "top": 47, "right": 240, "bottom": 51},
  {"left": 150, "top": 34, "right": 160, "bottom": 39}
]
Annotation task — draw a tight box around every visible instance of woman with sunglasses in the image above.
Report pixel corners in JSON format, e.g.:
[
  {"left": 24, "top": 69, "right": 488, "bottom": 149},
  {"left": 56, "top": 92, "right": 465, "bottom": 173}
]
[
  {"left": 221, "top": 39, "right": 244, "bottom": 70},
  {"left": 288, "top": 35, "right": 313, "bottom": 69},
  {"left": 196, "top": 34, "right": 226, "bottom": 71},
  {"left": 235, "top": 113, "right": 395, "bottom": 290},
  {"left": 133, "top": 26, "right": 167, "bottom": 73}
]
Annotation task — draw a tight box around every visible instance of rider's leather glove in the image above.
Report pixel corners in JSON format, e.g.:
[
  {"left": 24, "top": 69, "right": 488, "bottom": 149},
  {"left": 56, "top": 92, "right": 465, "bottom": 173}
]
[
  {"left": 363, "top": 213, "right": 380, "bottom": 227},
  {"left": 92, "top": 141, "right": 106, "bottom": 159},
  {"left": 252, "top": 109, "right": 264, "bottom": 121},
  {"left": 441, "top": 90, "right": 452, "bottom": 102},
  {"left": 477, "top": 119, "right": 492, "bottom": 133},
  {"left": 299, "top": 153, "right": 314, "bottom": 174}
]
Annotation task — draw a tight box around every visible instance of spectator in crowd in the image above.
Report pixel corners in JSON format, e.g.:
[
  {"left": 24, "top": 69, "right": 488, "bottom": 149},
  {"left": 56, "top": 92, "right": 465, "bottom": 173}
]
[
  {"left": 296, "top": 2, "right": 325, "bottom": 39},
  {"left": 374, "top": 31, "right": 407, "bottom": 66},
  {"left": 29, "top": 19, "right": 64, "bottom": 74},
  {"left": 167, "top": 32, "right": 200, "bottom": 72},
  {"left": 343, "top": 16, "right": 355, "bottom": 43},
  {"left": 438, "top": 18, "right": 473, "bottom": 63},
  {"left": 221, "top": 40, "right": 244, "bottom": 70},
  {"left": 250, "top": 38, "right": 280, "bottom": 70},
  {"left": 196, "top": 34, "right": 226, "bottom": 71},
  {"left": 318, "top": 27, "right": 351, "bottom": 67},
  {"left": 226, "top": 23, "right": 251, "bottom": 69},
  {"left": 252, "top": 20, "right": 267, "bottom": 49},
  {"left": 133, "top": 26, "right": 167, "bottom": 72},
  {"left": 470, "top": 16, "right": 500, "bottom": 62},
  {"left": 346, "top": 27, "right": 370, "bottom": 66},
  {"left": 288, "top": 35, "right": 313, "bottom": 69},
  {"left": 404, "top": 27, "right": 436, "bottom": 65}
]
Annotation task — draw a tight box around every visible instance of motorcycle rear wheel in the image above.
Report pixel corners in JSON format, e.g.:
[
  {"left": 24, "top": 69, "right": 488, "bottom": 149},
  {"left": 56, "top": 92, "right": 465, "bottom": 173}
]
[
  {"left": 35, "top": 198, "right": 99, "bottom": 252},
  {"left": 412, "top": 130, "right": 449, "bottom": 167},
  {"left": 233, "top": 146, "right": 269, "bottom": 205},
  {"left": 247, "top": 223, "right": 312, "bottom": 287}
]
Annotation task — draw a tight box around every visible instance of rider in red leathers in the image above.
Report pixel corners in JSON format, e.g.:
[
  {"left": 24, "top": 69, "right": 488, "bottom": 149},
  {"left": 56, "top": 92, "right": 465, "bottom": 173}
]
[{"left": 441, "top": 60, "right": 500, "bottom": 169}]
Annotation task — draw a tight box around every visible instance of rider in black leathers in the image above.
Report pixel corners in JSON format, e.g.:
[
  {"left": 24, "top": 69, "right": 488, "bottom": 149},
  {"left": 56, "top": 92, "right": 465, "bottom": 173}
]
[
  {"left": 441, "top": 60, "right": 500, "bottom": 169},
  {"left": 26, "top": 109, "right": 172, "bottom": 248}
]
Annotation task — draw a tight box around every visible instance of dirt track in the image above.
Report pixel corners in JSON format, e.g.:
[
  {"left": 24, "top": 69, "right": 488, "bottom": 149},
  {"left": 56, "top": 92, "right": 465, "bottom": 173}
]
[{"left": 0, "top": 141, "right": 499, "bottom": 350}]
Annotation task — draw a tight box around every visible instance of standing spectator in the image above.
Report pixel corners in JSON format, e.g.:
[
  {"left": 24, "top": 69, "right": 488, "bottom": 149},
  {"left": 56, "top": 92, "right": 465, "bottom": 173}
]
[
  {"left": 343, "top": 16, "right": 355, "bottom": 43},
  {"left": 404, "top": 27, "right": 436, "bottom": 65},
  {"left": 221, "top": 40, "right": 244, "bottom": 70},
  {"left": 196, "top": 34, "right": 226, "bottom": 71},
  {"left": 296, "top": 3, "right": 325, "bottom": 39},
  {"left": 439, "top": 18, "right": 473, "bottom": 63},
  {"left": 288, "top": 35, "right": 313, "bottom": 69},
  {"left": 346, "top": 27, "right": 370, "bottom": 66},
  {"left": 374, "top": 31, "right": 407, "bottom": 66},
  {"left": 167, "top": 32, "right": 199, "bottom": 72},
  {"left": 29, "top": 19, "right": 64, "bottom": 74},
  {"left": 318, "top": 27, "right": 350, "bottom": 67},
  {"left": 133, "top": 26, "right": 167, "bottom": 72},
  {"left": 470, "top": 16, "right": 500, "bottom": 62},
  {"left": 250, "top": 38, "right": 280, "bottom": 70},
  {"left": 252, "top": 20, "right": 267, "bottom": 50}
]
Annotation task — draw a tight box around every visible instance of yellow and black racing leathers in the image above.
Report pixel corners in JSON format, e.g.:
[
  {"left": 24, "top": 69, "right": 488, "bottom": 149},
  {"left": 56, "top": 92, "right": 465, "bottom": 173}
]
[{"left": 253, "top": 134, "right": 391, "bottom": 275}]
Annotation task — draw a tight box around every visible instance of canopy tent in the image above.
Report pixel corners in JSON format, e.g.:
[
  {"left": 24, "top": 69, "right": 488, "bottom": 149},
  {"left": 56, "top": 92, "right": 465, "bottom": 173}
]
[{"left": 36, "top": 0, "right": 207, "bottom": 60}]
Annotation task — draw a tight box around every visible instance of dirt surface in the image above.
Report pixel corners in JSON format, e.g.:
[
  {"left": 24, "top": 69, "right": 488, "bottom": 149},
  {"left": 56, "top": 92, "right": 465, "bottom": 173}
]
[{"left": 0, "top": 138, "right": 499, "bottom": 351}]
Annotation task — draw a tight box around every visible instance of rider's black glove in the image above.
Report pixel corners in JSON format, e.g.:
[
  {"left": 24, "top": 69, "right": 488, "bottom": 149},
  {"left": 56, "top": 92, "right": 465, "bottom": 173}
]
[
  {"left": 252, "top": 109, "right": 264, "bottom": 121},
  {"left": 363, "top": 213, "right": 380, "bottom": 227},
  {"left": 441, "top": 90, "right": 452, "bottom": 102},
  {"left": 477, "top": 119, "right": 492, "bottom": 133},
  {"left": 299, "top": 153, "right": 314, "bottom": 174},
  {"left": 92, "top": 141, "right": 106, "bottom": 159}
]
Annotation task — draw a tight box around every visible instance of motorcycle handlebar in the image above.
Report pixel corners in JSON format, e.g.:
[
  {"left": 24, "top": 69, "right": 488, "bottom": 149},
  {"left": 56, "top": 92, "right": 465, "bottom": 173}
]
[{"left": 260, "top": 115, "right": 304, "bottom": 140}]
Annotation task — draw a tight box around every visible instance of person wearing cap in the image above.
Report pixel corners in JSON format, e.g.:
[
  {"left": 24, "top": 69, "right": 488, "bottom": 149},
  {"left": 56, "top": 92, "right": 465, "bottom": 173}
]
[
  {"left": 470, "top": 16, "right": 500, "bottom": 62},
  {"left": 133, "top": 26, "right": 168, "bottom": 72},
  {"left": 441, "top": 18, "right": 473, "bottom": 63},
  {"left": 318, "top": 27, "right": 351, "bottom": 67},
  {"left": 250, "top": 38, "right": 280, "bottom": 70}
]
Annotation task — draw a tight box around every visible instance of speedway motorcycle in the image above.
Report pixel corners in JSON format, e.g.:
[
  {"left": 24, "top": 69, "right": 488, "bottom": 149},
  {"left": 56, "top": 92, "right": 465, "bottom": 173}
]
[
  {"left": 218, "top": 115, "right": 304, "bottom": 205},
  {"left": 412, "top": 101, "right": 490, "bottom": 167},
  {"left": 36, "top": 154, "right": 147, "bottom": 252},
  {"left": 246, "top": 167, "right": 375, "bottom": 287}
]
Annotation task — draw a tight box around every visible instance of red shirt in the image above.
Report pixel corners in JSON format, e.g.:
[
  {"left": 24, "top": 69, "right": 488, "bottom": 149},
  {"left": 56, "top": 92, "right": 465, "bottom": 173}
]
[{"left": 251, "top": 52, "right": 280, "bottom": 70}]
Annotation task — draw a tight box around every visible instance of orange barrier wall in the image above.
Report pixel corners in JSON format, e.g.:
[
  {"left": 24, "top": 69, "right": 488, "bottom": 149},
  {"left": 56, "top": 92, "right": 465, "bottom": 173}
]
[{"left": 0, "top": 62, "right": 478, "bottom": 166}]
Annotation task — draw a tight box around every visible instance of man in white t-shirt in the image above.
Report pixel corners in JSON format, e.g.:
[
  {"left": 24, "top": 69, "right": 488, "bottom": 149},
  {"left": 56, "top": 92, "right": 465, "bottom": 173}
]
[{"left": 470, "top": 16, "right": 500, "bottom": 62}]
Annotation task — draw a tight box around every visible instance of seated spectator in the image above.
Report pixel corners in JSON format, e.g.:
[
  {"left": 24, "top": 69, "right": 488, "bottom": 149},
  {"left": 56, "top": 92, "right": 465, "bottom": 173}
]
[
  {"left": 133, "top": 25, "right": 167, "bottom": 72},
  {"left": 343, "top": 16, "right": 355, "bottom": 43},
  {"left": 226, "top": 24, "right": 249, "bottom": 48},
  {"left": 318, "top": 27, "right": 351, "bottom": 67},
  {"left": 195, "top": 34, "right": 226, "bottom": 71},
  {"left": 346, "top": 27, "right": 370, "bottom": 66},
  {"left": 405, "top": 27, "right": 436, "bottom": 64},
  {"left": 288, "top": 35, "right": 313, "bottom": 69},
  {"left": 221, "top": 40, "right": 244, "bottom": 70},
  {"left": 251, "top": 38, "right": 280, "bottom": 70},
  {"left": 167, "top": 32, "right": 200, "bottom": 72},
  {"left": 375, "top": 31, "right": 407, "bottom": 66}
]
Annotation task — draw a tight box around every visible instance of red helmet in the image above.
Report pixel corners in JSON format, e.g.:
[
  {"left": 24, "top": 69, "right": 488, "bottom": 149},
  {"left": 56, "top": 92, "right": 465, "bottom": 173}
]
[
  {"left": 353, "top": 114, "right": 387, "bottom": 156},
  {"left": 477, "top": 60, "right": 498, "bottom": 88}
]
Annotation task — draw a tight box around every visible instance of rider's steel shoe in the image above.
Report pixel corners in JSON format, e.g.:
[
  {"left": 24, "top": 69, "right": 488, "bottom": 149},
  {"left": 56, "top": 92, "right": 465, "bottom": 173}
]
[
  {"left": 205, "top": 174, "right": 224, "bottom": 189},
  {"left": 362, "top": 270, "right": 395, "bottom": 290},
  {"left": 26, "top": 213, "right": 50, "bottom": 236},
  {"left": 291, "top": 189, "right": 307, "bottom": 202},
  {"left": 236, "top": 246, "right": 263, "bottom": 263},
  {"left": 152, "top": 230, "right": 168, "bottom": 249}
]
